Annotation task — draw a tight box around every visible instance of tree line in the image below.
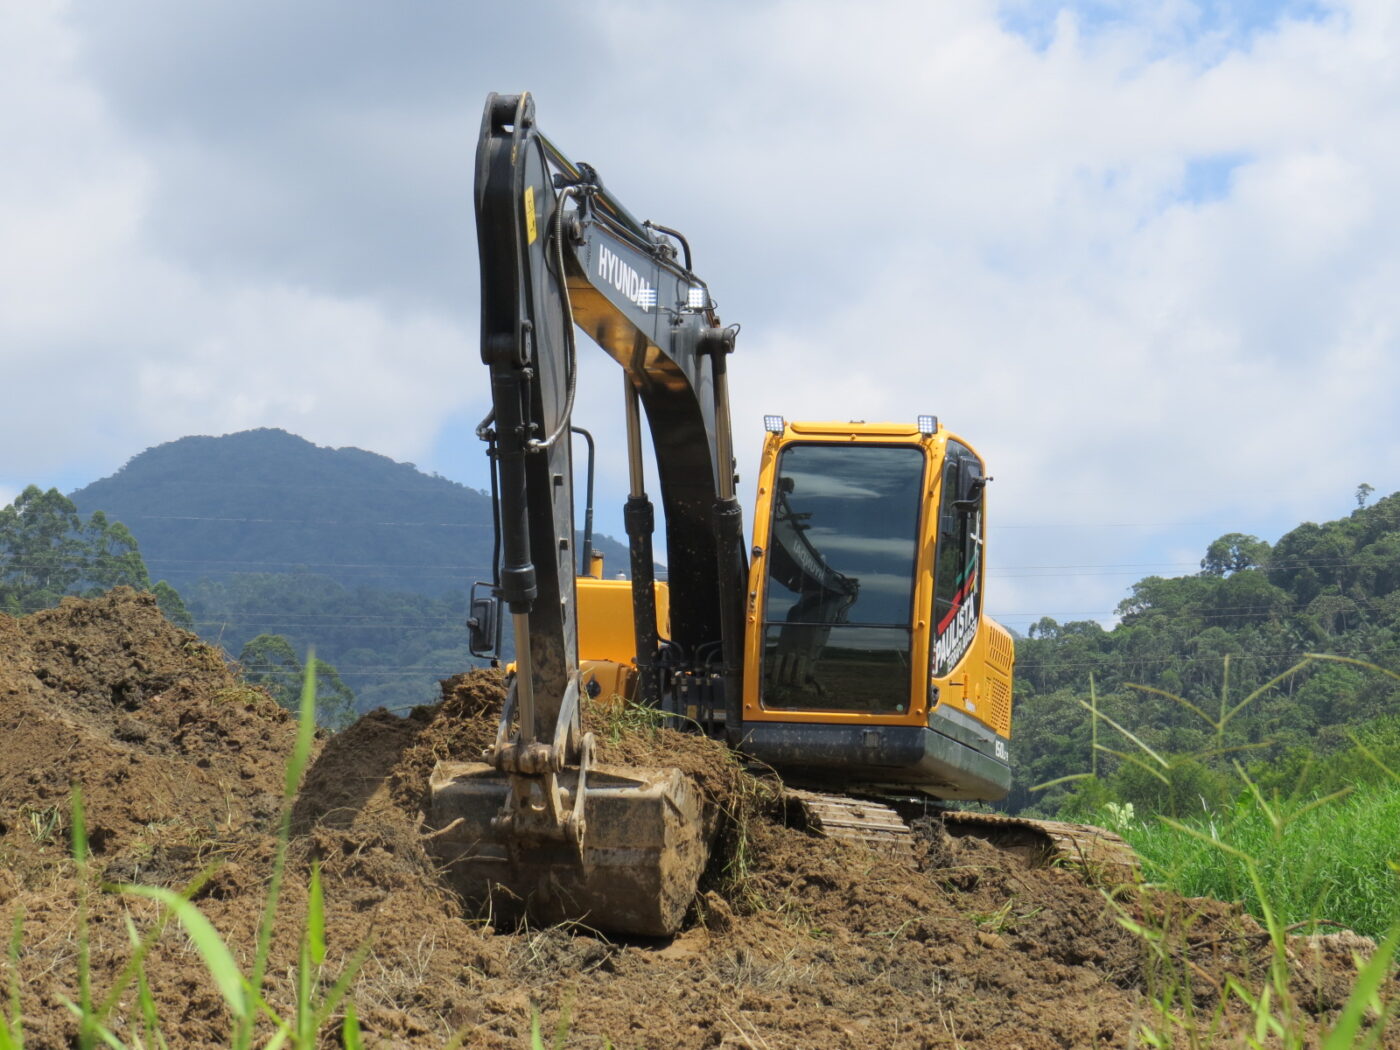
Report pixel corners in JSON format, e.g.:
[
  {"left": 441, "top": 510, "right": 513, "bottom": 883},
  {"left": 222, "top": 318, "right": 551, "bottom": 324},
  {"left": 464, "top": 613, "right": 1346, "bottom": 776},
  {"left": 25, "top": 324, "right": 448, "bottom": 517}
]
[
  {"left": 7, "top": 480, "right": 1400, "bottom": 810},
  {"left": 1008, "top": 489, "right": 1400, "bottom": 818}
]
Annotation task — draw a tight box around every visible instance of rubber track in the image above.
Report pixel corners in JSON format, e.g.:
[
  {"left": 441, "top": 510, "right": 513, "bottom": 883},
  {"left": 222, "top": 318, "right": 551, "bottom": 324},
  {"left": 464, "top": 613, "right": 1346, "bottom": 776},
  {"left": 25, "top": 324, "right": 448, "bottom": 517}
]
[
  {"left": 790, "top": 790, "right": 1139, "bottom": 882},
  {"left": 788, "top": 790, "right": 915, "bottom": 859},
  {"left": 941, "top": 810, "right": 1139, "bottom": 882}
]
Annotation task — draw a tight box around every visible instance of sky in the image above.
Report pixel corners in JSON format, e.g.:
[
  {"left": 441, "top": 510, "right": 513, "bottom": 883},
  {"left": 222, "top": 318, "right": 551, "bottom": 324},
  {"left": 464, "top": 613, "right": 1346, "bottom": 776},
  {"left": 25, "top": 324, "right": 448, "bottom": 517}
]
[{"left": 3, "top": 0, "right": 1398, "bottom": 635}]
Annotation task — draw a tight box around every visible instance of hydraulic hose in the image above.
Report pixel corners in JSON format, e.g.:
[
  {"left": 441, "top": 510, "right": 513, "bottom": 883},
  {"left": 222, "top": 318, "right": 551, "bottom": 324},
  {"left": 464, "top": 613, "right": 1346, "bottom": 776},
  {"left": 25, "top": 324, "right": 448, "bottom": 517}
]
[{"left": 526, "top": 186, "right": 579, "bottom": 452}]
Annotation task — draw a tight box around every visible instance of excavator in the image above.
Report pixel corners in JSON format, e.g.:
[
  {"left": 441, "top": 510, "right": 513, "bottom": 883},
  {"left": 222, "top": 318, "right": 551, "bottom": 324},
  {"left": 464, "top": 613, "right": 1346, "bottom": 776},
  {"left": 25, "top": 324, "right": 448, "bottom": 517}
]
[{"left": 426, "top": 92, "right": 1131, "bottom": 937}]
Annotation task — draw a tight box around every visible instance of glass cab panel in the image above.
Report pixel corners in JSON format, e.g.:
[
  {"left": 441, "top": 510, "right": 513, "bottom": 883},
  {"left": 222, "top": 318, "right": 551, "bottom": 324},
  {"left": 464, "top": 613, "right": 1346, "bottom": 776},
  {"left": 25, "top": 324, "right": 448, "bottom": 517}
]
[
  {"left": 932, "top": 440, "right": 984, "bottom": 678},
  {"left": 760, "top": 443, "right": 924, "bottom": 713}
]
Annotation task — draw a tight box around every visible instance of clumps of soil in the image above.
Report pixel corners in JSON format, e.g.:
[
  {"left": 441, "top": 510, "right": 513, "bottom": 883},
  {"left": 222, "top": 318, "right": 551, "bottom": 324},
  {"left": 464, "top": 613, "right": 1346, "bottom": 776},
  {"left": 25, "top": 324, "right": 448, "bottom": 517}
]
[
  {"left": 379, "top": 668, "right": 755, "bottom": 830},
  {"left": 0, "top": 589, "right": 294, "bottom": 890},
  {"left": 1, "top": 594, "right": 1394, "bottom": 1049},
  {"left": 585, "top": 702, "right": 753, "bottom": 818},
  {"left": 382, "top": 668, "right": 508, "bottom": 814}
]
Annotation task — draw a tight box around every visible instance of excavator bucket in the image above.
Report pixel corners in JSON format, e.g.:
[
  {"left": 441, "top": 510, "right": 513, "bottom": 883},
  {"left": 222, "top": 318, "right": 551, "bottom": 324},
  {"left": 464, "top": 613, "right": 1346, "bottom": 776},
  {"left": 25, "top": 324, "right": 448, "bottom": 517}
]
[{"left": 425, "top": 760, "right": 709, "bottom": 937}]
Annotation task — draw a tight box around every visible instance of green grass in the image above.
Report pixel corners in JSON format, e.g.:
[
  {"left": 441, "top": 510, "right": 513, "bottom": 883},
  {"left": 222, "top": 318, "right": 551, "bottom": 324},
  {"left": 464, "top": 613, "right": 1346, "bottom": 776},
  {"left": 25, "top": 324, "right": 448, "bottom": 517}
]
[
  {"left": 1051, "top": 655, "right": 1400, "bottom": 1045},
  {"left": 1125, "top": 778, "right": 1400, "bottom": 940}
]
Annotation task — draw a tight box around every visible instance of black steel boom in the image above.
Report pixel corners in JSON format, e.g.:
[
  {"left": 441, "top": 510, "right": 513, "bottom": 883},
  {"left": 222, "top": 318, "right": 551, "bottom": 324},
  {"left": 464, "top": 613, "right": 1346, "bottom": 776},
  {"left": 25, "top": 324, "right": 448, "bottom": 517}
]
[{"left": 476, "top": 91, "right": 747, "bottom": 746}]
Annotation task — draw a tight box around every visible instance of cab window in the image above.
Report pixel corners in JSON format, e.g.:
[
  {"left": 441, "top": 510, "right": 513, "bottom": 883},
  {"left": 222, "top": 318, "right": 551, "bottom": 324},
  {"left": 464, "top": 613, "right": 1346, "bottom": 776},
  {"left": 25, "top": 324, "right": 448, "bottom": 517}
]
[
  {"left": 760, "top": 443, "right": 924, "bottom": 713},
  {"left": 932, "top": 440, "right": 984, "bottom": 678}
]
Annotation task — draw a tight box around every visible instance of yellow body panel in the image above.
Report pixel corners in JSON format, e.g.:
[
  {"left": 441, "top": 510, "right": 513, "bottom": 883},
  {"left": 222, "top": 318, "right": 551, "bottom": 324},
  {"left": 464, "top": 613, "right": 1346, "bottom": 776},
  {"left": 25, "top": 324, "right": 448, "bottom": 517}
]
[
  {"left": 577, "top": 577, "right": 671, "bottom": 702},
  {"left": 577, "top": 577, "right": 671, "bottom": 662}
]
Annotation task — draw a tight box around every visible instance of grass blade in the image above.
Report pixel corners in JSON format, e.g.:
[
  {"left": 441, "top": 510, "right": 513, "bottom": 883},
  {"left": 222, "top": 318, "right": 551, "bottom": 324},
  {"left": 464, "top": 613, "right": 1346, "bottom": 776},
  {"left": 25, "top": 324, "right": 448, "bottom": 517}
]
[
  {"left": 341, "top": 1001, "right": 362, "bottom": 1050},
  {"left": 310, "top": 941, "right": 373, "bottom": 1032},
  {"left": 71, "top": 790, "right": 94, "bottom": 1050},
  {"left": 1075, "top": 700, "right": 1169, "bottom": 768},
  {"left": 1321, "top": 927, "right": 1398, "bottom": 1050},
  {"left": 1030, "top": 771, "right": 1096, "bottom": 793},
  {"left": 118, "top": 886, "right": 247, "bottom": 1021},
  {"left": 307, "top": 863, "right": 325, "bottom": 967},
  {"left": 4, "top": 907, "right": 23, "bottom": 1050},
  {"left": 242, "top": 656, "right": 319, "bottom": 1050},
  {"left": 286, "top": 653, "right": 318, "bottom": 798}
]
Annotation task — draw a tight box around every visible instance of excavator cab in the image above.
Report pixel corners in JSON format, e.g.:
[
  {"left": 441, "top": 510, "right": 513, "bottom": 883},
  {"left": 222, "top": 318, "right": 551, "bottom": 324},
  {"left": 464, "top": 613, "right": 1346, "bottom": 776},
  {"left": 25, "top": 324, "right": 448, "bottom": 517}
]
[{"left": 739, "top": 420, "right": 1014, "bottom": 801}]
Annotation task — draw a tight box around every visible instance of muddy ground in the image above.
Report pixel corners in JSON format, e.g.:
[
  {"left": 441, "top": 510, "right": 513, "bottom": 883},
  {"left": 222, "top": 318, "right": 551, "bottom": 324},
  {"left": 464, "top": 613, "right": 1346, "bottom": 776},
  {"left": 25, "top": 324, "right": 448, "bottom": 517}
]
[{"left": 0, "top": 590, "right": 1391, "bottom": 1048}]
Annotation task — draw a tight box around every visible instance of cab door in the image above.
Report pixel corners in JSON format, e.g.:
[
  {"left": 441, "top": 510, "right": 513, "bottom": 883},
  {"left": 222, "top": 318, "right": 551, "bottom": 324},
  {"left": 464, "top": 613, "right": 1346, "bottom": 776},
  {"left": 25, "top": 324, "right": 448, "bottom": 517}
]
[{"left": 750, "top": 439, "right": 928, "bottom": 719}]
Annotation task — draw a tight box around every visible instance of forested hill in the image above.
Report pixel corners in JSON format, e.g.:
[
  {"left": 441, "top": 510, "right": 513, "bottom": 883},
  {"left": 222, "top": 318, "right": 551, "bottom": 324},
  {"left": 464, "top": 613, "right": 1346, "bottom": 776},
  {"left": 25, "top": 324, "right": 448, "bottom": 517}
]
[
  {"left": 66, "top": 429, "right": 630, "bottom": 714},
  {"left": 1010, "top": 490, "right": 1400, "bottom": 816},
  {"left": 69, "top": 428, "right": 626, "bottom": 596}
]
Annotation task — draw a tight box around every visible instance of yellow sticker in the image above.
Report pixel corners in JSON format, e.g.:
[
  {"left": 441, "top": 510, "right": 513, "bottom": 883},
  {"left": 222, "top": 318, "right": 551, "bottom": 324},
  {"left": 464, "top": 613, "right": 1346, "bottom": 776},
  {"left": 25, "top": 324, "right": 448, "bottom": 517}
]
[{"left": 524, "top": 184, "right": 538, "bottom": 245}]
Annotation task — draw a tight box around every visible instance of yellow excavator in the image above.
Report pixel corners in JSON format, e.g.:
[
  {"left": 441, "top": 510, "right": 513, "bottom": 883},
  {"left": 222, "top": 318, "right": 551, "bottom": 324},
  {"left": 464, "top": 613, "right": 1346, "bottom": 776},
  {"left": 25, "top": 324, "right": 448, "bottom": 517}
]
[{"left": 426, "top": 93, "right": 1129, "bottom": 936}]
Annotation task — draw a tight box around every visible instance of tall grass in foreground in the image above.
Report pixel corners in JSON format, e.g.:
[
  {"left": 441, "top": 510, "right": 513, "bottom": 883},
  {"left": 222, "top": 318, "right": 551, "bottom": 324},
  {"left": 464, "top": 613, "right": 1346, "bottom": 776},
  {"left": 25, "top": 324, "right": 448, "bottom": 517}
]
[
  {"left": 1125, "top": 778, "right": 1400, "bottom": 941},
  {"left": 1056, "top": 654, "right": 1400, "bottom": 1047}
]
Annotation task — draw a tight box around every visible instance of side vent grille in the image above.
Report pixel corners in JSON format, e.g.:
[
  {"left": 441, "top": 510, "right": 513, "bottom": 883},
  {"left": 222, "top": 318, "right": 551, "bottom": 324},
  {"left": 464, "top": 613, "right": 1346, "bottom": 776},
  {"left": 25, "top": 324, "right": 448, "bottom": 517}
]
[
  {"left": 987, "top": 674, "right": 1012, "bottom": 736},
  {"left": 986, "top": 624, "right": 1014, "bottom": 673}
]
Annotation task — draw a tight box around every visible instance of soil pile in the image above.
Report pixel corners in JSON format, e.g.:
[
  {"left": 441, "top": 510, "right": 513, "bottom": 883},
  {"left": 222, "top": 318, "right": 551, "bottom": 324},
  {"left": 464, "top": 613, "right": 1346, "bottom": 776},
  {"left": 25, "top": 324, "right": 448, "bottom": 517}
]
[
  {"left": 0, "top": 589, "right": 295, "bottom": 890},
  {"left": 0, "top": 593, "right": 1392, "bottom": 1048}
]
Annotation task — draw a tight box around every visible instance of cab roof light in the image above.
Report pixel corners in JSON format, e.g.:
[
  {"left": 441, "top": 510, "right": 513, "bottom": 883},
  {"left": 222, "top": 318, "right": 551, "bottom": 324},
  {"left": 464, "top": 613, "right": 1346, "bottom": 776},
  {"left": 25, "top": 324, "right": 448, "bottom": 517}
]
[
  {"left": 763, "top": 414, "right": 785, "bottom": 434},
  {"left": 917, "top": 414, "right": 938, "bottom": 436}
]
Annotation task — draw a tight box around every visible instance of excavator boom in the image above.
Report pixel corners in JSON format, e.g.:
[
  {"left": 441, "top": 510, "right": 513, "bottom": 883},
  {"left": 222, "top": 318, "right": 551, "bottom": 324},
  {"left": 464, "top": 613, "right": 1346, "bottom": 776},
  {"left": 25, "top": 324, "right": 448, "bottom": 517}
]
[{"left": 425, "top": 92, "right": 741, "bottom": 936}]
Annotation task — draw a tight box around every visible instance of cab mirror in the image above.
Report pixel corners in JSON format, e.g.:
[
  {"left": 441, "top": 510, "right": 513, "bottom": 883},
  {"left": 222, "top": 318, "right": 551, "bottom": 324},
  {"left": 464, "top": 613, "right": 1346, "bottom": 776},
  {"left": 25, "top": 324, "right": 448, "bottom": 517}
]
[
  {"left": 467, "top": 591, "right": 500, "bottom": 658},
  {"left": 953, "top": 459, "right": 986, "bottom": 513}
]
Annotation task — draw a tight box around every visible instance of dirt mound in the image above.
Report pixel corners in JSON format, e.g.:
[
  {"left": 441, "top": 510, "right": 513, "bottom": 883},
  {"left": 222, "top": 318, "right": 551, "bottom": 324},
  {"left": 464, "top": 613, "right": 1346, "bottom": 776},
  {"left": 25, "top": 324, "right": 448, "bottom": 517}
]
[
  {"left": 0, "top": 589, "right": 294, "bottom": 889},
  {"left": 1, "top": 600, "right": 1393, "bottom": 1048}
]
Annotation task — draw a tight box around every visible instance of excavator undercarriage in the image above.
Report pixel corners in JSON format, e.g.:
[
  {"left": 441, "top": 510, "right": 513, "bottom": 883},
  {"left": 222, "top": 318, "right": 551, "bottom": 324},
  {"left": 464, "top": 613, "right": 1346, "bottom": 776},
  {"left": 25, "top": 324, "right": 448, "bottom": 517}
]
[{"left": 788, "top": 789, "right": 1138, "bottom": 884}]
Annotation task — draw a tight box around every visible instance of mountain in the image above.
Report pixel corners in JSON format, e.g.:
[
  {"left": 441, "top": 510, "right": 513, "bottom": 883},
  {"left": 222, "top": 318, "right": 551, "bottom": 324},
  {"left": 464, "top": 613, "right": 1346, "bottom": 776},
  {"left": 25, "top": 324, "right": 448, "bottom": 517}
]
[
  {"left": 69, "top": 428, "right": 627, "bottom": 596},
  {"left": 68, "top": 428, "right": 631, "bottom": 713}
]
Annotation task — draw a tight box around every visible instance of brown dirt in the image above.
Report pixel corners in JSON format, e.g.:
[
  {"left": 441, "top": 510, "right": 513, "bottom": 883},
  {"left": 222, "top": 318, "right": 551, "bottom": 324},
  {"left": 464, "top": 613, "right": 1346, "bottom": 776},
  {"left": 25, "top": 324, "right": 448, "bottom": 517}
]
[{"left": 0, "top": 590, "right": 1393, "bottom": 1048}]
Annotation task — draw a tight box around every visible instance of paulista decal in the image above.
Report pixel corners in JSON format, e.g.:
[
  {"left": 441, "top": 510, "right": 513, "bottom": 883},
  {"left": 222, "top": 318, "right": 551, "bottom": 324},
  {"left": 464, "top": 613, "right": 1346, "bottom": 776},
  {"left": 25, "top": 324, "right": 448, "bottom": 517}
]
[
  {"left": 597, "top": 244, "right": 657, "bottom": 312},
  {"left": 934, "top": 556, "right": 980, "bottom": 677}
]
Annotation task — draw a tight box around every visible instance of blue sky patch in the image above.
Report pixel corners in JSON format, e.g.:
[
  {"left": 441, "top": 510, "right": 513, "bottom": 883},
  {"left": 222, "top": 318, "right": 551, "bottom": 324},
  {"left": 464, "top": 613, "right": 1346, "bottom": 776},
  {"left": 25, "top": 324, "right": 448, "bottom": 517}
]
[
  {"left": 1180, "top": 152, "right": 1251, "bottom": 203},
  {"left": 998, "top": 0, "right": 1332, "bottom": 54}
]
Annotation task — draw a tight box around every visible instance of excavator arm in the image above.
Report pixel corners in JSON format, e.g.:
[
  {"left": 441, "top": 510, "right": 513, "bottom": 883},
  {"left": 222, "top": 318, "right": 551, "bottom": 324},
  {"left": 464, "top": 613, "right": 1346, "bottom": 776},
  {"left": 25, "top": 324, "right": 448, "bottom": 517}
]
[
  {"left": 478, "top": 91, "right": 747, "bottom": 739},
  {"left": 427, "top": 92, "right": 746, "bottom": 935}
]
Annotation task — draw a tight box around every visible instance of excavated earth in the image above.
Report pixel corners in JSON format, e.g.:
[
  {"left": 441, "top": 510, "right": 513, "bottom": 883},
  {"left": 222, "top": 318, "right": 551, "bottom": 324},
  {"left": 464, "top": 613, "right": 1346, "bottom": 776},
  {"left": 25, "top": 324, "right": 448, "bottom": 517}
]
[{"left": 0, "top": 590, "right": 1394, "bottom": 1048}]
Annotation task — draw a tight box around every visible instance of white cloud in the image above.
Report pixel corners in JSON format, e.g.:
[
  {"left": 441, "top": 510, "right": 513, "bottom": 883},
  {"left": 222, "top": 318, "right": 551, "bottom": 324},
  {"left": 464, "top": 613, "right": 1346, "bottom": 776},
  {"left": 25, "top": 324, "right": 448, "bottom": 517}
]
[
  {"left": 2, "top": 0, "right": 1397, "bottom": 629},
  {"left": 0, "top": 3, "right": 479, "bottom": 480}
]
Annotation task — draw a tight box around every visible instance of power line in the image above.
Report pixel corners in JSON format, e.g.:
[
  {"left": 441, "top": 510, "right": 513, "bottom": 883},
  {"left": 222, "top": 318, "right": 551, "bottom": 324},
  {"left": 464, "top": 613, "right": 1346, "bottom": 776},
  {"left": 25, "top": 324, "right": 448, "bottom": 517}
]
[
  {"left": 1, "top": 550, "right": 1386, "bottom": 577},
  {"left": 1013, "top": 644, "right": 1400, "bottom": 675},
  {"left": 223, "top": 645, "right": 1400, "bottom": 681},
  {"left": 123, "top": 514, "right": 493, "bottom": 528}
]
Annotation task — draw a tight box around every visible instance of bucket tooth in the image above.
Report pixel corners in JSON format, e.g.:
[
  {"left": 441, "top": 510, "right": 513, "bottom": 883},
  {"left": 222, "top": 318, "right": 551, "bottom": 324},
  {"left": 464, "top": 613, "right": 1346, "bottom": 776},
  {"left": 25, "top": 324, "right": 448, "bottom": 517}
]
[{"left": 425, "top": 760, "right": 708, "bottom": 937}]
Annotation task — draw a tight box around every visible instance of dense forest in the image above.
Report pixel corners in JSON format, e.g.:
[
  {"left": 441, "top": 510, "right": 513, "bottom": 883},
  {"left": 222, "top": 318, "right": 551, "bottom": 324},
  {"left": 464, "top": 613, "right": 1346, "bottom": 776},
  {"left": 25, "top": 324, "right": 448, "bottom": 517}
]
[
  {"left": 1008, "top": 490, "right": 1400, "bottom": 817},
  {"left": 185, "top": 572, "right": 475, "bottom": 713}
]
